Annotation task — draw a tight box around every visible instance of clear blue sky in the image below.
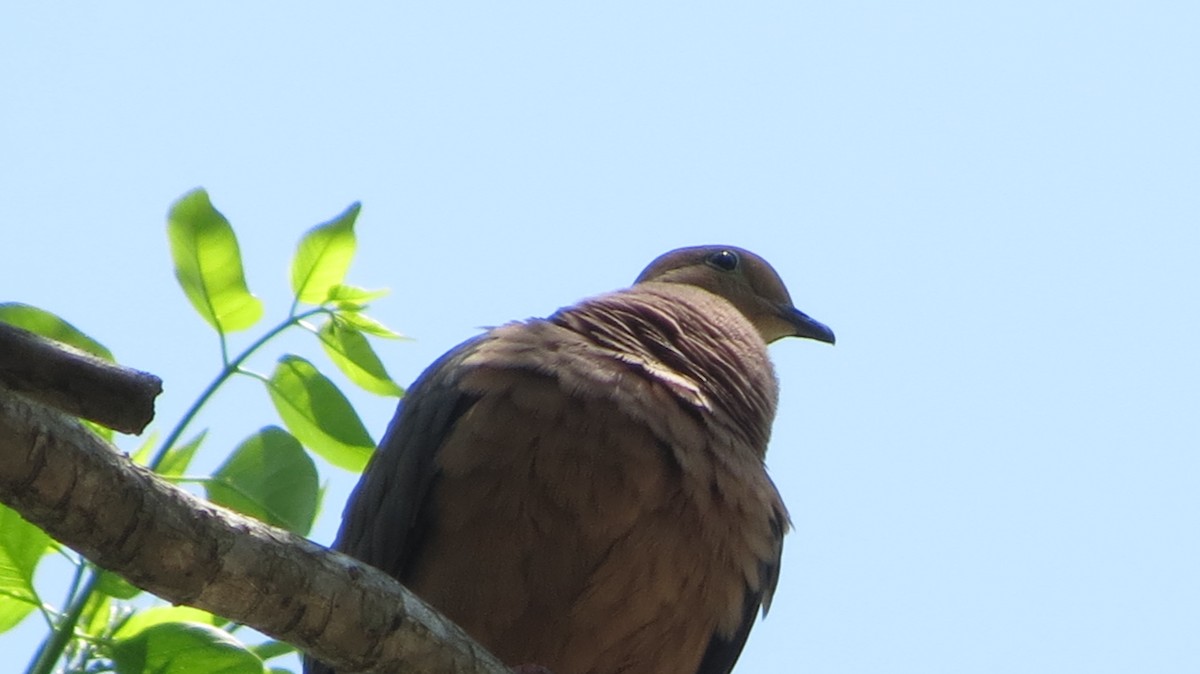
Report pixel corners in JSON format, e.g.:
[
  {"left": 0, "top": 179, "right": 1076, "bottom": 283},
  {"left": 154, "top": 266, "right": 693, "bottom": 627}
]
[{"left": 3, "top": 3, "right": 1198, "bottom": 672}]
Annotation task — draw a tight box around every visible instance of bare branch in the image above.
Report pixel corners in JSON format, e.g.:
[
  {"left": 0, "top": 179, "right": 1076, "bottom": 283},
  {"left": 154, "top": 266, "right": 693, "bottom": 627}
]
[
  {"left": 0, "top": 388, "right": 509, "bottom": 674},
  {"left": 0, "top": 322, "right": 161, "bottom": 434}
]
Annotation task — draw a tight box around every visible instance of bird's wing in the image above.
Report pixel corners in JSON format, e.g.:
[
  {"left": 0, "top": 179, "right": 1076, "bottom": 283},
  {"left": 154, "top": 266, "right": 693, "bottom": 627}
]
[
  {"left": 694, "top": 504, "right": 787, "bottom": 674},
  {"left": 333, "top": 335, "right": 485, "bottom": 578},
  {"left": 302, "top": 337, "right": 483, "bottom": 674}
]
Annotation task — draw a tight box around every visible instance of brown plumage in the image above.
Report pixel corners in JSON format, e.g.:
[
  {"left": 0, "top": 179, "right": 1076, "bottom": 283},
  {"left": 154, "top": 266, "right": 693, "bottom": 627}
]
[{"left": 305, "top": 246, "right": 834, "bottom": 674}]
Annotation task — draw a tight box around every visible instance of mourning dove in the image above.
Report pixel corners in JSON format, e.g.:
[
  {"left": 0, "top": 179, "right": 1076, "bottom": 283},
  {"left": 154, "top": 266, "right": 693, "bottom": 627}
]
[{"left": 305, "top": 245, "right": 834, "bottom": 674}]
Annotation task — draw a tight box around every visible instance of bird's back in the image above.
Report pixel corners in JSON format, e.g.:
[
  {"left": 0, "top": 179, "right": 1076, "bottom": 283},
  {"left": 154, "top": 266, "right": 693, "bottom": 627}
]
[{"left": 307, "top": 276, "right": 799, "bottom": 674}]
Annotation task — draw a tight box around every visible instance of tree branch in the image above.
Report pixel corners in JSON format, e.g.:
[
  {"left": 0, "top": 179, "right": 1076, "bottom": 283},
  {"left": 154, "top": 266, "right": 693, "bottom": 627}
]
[
  {"left": 0, "top": 322, "right": 161, "bottom": 434},
  {"left": 0, "top": 388, "right": 509, "bottom": 674}
]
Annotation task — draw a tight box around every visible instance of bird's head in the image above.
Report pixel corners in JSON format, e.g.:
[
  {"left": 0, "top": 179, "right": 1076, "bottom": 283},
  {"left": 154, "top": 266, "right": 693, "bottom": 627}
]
[{"left": 634, "top": 245, "right": 835, "bottom": 345}]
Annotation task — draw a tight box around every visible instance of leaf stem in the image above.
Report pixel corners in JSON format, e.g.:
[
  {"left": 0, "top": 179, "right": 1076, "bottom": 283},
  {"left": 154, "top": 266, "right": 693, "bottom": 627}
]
[
  {"left": 25, "top": 571, "right": 98, "bottom": 674},
  {"left": 25, "top": 306, "right": 329, "bottom": 674},
  {"left": 147, "top": 307, "right": 327, "bottom": 471}
]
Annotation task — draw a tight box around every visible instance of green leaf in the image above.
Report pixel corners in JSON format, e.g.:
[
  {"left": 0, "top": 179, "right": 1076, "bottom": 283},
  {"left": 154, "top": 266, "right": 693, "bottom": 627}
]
[
  {"left": 0, "top": 302, "right": 114, "bottom": 361},
  {"left": 114, "top": 606, "right": 220, "bottom": 640},
  {"left": 317, "top": 318, "right": 403, "bottom": 397},
  {"left": 207, "top": 427, "right": 319, "bottom": 535},
  {"left": 167, "top": 189, "right": 264, "bottom": 334},
  {"left": 326, "top": 283, "right": 388, "bottom": 310},
  {"left": 0, "top": 505, "right": 50, "bottom": 633},
  {"left": 129, "top": 431, "right": 160, "bottom": 466},
  {"left": 97, "top": 570, "right": 142, "bottom": 600},
  {"left": 85, "top": 419, "right": 115, "bottom": 443},
  {"left": 81, "top": 589, "right": 115, "bottom": 638},
  {"left": 337, "top": 310, "right": 405, "bottom": 339},
  {"left": 265, "top": 356, "right": 374, "bottom": 472},
  {"left": 111, "top": 622, "right": 264, "bottom": 674},
  {"left": 157, "top": 430, "right": 208, "bottom": 477},
  {"left": 290, "top": 203, "right": 361, "bottom": 305}
]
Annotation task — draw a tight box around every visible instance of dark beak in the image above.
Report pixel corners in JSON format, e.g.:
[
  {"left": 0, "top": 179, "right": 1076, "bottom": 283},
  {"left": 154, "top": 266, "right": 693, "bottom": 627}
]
[{"left": 786, "top": 307, "right": 836, "bottom": 345}]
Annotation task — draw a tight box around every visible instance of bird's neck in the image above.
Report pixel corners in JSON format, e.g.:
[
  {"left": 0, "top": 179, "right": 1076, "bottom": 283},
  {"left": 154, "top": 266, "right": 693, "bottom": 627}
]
[{"left": 549, "top": 285, "right": 779, "bottom": 453}]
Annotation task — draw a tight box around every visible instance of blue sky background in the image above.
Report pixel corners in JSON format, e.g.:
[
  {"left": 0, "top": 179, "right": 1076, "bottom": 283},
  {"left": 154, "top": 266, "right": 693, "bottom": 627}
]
[{"left": 3, "top": 3, "right": 1198, "bottom": 672}]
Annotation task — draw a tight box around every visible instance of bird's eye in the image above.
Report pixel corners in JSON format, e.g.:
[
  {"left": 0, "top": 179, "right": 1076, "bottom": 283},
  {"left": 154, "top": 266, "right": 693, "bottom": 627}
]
[{"left": 706, "top": 249, "right": 740, "bottom": 272}]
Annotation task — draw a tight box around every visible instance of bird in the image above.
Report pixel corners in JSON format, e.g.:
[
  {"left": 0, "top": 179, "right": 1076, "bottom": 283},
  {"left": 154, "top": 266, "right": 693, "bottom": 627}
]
[{"left": 304, "top": 245, "right": 834, "bottom": 674}]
